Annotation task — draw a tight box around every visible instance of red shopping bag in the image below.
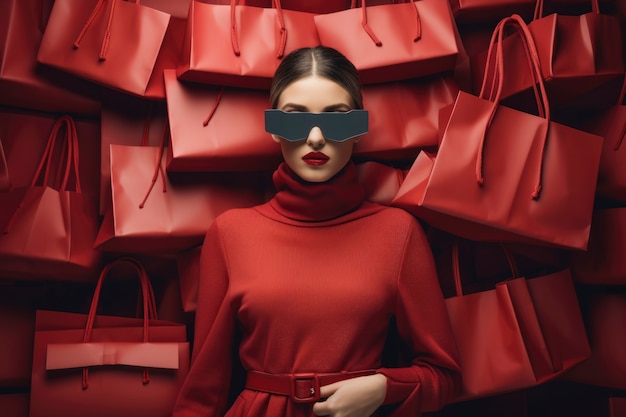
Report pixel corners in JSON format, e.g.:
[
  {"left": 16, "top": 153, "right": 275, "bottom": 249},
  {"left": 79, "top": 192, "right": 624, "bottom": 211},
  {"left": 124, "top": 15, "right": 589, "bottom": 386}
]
[
  {"left": 354, "top": 75, "right": 459, "bottom": 162},
  {"left": 570, "top": 208, "right": 626, "bottom": 285},
  {"left": 446, "top": 240, "right": 590, "bottom": 401},
  {"left": 177, "top": 0, "right": 319, "bottom": 89},
  {"left": 29, "top": 258, "right": 190, "bottom": 417},
  {"left": 450, "top": 0, "right": 535, "bottom": 23},
  {"left": 37, "top": 0, "right": 171, "bottom": 96},
  {"left": 392, "top": 15, "right": 603, "bottom": 250},
  {"left": 314, "top": 0, "right": 460, "bottom": 84},
  {"left": 471, "top": 0, "right": 625, "bottom": 110},
  {"left": 563, "top": 292, "right": 626, "bottom": 390},
  {"left": 570, "top": 82, "right": 626, "bottom": 202},
  {"left": 164, "top": 69, "right": 282, "bottom": 172},
  {"left": 96, "top": 124, "right": 269, "bottom": 253},
  {"left": 0, "top": 109, "right": 100, "bottom": 203},
  {"left": 100, "top": 100, "right": 167, "bottom": 214},
  {"left": 0, "top": 0, "right": 101, "bottom": 115},
  {"left": 0, "top": 139, "right": 9, "bottom": 192},
  {"left": 0, "top": 116, "right": 101, "bottom": 282}
]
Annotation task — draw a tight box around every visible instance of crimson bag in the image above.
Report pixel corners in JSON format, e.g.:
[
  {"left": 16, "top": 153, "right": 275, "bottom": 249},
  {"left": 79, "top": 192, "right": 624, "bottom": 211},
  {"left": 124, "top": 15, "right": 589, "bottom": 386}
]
[
  {"left": 354, "top": 75, "right": 459, "bottom": 162},
  {"left": 176, "top": 0, "right": 319, "bottom": 89},
  {"left": 164, "top": 69, "right": 282, "bottom": 172},
  {"left": 471, "top": 0, "right": 625, "bottom": 109},
  {"left": 570, "top": 208, "right": 626, "bottom": 286},
  {"left": 37, "top": 0, "right": 171, "bottom": 97},
  {"left": 0, "top": 0, "right": 101, "bottom": 115},
  {"left": 446, "top": 241, "right": 590, "bottom": 401},
  {"left": 95, "top": 128, "right": 268, "bottom": 253},
  {"left": 29, "top": 258, "right": 190, "bottom": 417},
  {"left": 314, "top": 0, "right": 460, "bottom": 84},
  {"left": 563, "top": 292, "right": 626, "bottom": 390},
  {"left": 0, "top": 116, "right": 101, "bottom": 282},
  {"left": 392, "top": 15, "right": 603, "bottom": 250}
]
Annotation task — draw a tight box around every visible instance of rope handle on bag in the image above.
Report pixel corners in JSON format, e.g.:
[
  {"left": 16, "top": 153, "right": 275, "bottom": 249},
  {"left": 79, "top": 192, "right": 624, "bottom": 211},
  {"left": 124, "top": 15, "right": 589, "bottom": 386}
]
[
  {"left": 81, "top": 257, "right": 158, "bottom": 389},
  {"left": 451, "top": 239, "right": 521, "bottom": 297},
  {"left": 138, "top": 115, "right": 169, "bottom": 209},
  {"left": 31, "top": 116, "right": 81, "bottom": 192},
  {"left": 475, "top": 15, "right": 550, "bottom": 200},
  {"left": 350, "top": 0, "right": 421, "bottom": 45},
  {"left": 0, "top": 138, "right": 9, "bottom": 192},
  {"left": 74, "top": 0, "right": 141, "bottom": 60},
  {"left": 534, "top": 0, "right": 600, "bottom": 20},
  {"left": 229, "top": 0, "right": 287, "bottom": 58}
]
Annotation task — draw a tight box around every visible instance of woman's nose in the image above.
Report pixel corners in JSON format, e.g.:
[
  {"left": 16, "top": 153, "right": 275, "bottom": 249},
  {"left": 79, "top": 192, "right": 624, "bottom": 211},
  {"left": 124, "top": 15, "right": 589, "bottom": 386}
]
[{"left": 306, "top": 126, "right": 326, "bottom": 149}]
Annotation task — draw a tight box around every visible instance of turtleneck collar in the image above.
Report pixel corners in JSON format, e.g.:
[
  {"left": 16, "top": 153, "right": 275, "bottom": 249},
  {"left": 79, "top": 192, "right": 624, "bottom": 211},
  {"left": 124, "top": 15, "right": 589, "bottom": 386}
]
[{"left": 267, "top": 161, "right": 366, "bottom": 222}]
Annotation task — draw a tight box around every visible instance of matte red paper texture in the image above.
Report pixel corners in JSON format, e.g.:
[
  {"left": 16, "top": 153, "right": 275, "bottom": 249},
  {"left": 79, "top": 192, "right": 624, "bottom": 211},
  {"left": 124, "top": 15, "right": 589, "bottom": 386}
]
[
  {"left": 37, "top": 0, "right": 170, "bottom": 96},
  {"left": 177, "top": 0, "right": 320, "bottom": 89},
  {"left": 29, "top": 259, "right": 190, "bottom": 417},
  {"left": 314, "top": 0, "right": 460, "bottom": 84}
]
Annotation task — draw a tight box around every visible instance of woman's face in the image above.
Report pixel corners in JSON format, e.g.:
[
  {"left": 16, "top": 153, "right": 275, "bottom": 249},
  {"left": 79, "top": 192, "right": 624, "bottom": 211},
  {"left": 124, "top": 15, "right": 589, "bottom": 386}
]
[{"left": 272, "top": 75, "right": 360, "bottom": 183}]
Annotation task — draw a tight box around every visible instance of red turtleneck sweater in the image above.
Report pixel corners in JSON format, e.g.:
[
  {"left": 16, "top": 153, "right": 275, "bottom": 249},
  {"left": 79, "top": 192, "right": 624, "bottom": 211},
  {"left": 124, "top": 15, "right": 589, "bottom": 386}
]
[{"left": 172, "top": 162, "right": 461, "bottom": 417}]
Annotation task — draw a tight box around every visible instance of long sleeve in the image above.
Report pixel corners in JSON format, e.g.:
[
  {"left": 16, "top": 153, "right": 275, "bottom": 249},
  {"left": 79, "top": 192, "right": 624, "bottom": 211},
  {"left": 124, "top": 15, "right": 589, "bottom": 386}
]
[
  {"left": 172, "top": 221, "right": 234, "bottom": 417},
  {"left": 377, "top": 219, "right": 462, "bottom": 415}
]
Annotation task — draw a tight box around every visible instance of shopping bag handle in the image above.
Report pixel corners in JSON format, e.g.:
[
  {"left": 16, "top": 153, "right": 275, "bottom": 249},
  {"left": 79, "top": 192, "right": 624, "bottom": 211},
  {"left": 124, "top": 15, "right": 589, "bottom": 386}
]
[
  {"left": 0, "top": 138, "right": 9, "bottom": 192},
  {"left": 476, "top": 15, "right": 550, "bottom": 200},
  {"left": 138, "top": 117, "right": 170, "bottom": 209},
  {"left": 74, "top": 0, "right": 142, "bottom": 61},
  {"left": 229, "top": 0, "right": 287, "bottom": 58},
  {"left": 349, "top": 0, "right": 421, "bottom": 45},
  {"left": 80, "top": 257, "right": 159, "bottom": 388},
  {"left": 534, "top": 0, "right": 600, "bottom": 20},
  {"left": 452, "top": 240, "right": 521, "bottom": 297},
  {"left": 31, "top": 116, "right": 81, "bottom": 193}
]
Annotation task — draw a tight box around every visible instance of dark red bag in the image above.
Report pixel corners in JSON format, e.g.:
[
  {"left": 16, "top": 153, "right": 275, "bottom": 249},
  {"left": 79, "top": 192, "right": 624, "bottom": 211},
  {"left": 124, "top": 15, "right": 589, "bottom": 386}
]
[
  {"left": 0, "top": 116, "right": 101, "bottom": 282},
  {"left": 446, "top": 241, "right": 590, "bottom": 402},
  {"left": 570, "top": 208, "right": 626, "bottom": 286},
  {"left": 0, "top": 0, "right": 101, "bottom": 115},
  {"left": 314, "top": 0, "right": 460, "bottom": 84},
  {"left": 471, "top": 0, "right": 625, "bottom": 109},
  {"left": 96, "top": 123, "right": 269, "bottom": 253},
  {"left": 164, "top": 69, "right": 282, "bottom": 172},
  {"left": 37, "top": 0, "right": 171, "bottom": 96},
  {"left": 29, "top": 258, "right": 190, "bottom": 417},
  {"left": 563, "top": 292, "right": 626, "bottom": 390},
  {"left": 392, "top": 15, "right": 603, "bottom": 250},
  {"left": 177, "top": 0, "right": 319, "bottom": 89},
  {"left": 354, "top": 75, "right": 459, "bottom": 162}
]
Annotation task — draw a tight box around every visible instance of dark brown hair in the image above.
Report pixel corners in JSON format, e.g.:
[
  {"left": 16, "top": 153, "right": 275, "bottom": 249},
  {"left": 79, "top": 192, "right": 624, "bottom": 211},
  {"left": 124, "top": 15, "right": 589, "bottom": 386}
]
[{"left": 269, "top": 46, "right": 363, "bottom": 110}]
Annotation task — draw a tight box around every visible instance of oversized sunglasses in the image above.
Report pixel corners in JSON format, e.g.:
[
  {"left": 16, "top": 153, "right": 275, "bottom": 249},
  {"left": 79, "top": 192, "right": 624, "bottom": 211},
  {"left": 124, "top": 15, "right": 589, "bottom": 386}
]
[{"left": 264, "top": 109, "right": 368, "bottom": 142}]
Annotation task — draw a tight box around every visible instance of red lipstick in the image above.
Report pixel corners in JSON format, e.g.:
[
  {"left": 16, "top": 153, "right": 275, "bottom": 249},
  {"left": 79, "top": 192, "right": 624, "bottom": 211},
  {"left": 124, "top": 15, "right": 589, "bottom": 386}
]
[{"left": 302, "top": 152, "right": 329, "bottom": 166}]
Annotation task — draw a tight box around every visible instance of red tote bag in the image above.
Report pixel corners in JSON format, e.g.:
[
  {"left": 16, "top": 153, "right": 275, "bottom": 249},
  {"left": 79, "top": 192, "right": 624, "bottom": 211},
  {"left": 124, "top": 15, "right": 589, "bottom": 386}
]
[
  {"left": 0, "top": 0, "right": 101, "bottom": 115},
  {"left": 0, "top": 116, "right": 101, "bottom": 282},
  {"left": 570, "top": 208, "right": 626, "bottom": 286},
  {"left": 570, "top": 82, "right": 626, "bottom": 202},
  {"left": 563, "top": 292, "right": 626, "bottom": 390},
  {"left": 392, "top": 15, "right": 603, "bottom": 250},
  {"left": 29, "top": 258, "right": 190, "bottom": 417},
  {"left": 354, "top": 75, "right": 459, "bottom": 162},
  {"left": 96, "top": 134, "right": 269, "bottom": 253},
  {"left": 177, "top": 0, "right": 319, "bottom": 89},
  {"left": 164, "top": 69, "right": 282, "bottom": 172},
  {"left": 314, "top": 0, "right": 460, "bottom": 84},
  {"left": 471, "top": 0, "right": 625, "bottom": 109},
  {"left": 37, "top": 0, "right": 171, "bottom": 97},
  {"left": 446, "top": 241, "right": 590, "bottom": 402}
]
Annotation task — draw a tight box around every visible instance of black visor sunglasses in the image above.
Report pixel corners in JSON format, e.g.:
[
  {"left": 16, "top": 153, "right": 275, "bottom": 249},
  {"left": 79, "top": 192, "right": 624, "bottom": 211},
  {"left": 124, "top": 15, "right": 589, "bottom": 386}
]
[{"left": 264, "top": 110, "right": 368, "bottom": 142}]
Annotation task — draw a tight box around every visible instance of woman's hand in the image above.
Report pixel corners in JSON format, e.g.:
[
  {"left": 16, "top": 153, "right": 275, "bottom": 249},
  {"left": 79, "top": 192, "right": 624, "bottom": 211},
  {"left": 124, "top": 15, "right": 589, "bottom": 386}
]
[{"left": 311, "top": 373, "right": 387, "bottom": 417}]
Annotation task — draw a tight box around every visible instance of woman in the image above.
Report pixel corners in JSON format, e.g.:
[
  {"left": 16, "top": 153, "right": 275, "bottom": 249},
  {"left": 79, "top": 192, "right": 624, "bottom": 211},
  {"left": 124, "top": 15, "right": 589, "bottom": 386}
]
[{"left": 172, "top": 46, "right": 461, "bottom": 417}]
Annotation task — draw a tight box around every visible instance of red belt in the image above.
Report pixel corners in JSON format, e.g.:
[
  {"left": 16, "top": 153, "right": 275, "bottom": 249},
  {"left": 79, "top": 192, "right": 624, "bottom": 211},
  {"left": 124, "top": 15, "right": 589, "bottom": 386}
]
[{"left": 245, "top": 370, "right": 377, "bottom": 403}]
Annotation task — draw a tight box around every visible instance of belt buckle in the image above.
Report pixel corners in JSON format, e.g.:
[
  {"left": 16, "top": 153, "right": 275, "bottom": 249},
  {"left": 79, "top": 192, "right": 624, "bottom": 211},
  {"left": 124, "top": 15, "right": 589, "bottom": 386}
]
[{"left": 291, "top": 373, "right": 321, "bottom": 403}]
